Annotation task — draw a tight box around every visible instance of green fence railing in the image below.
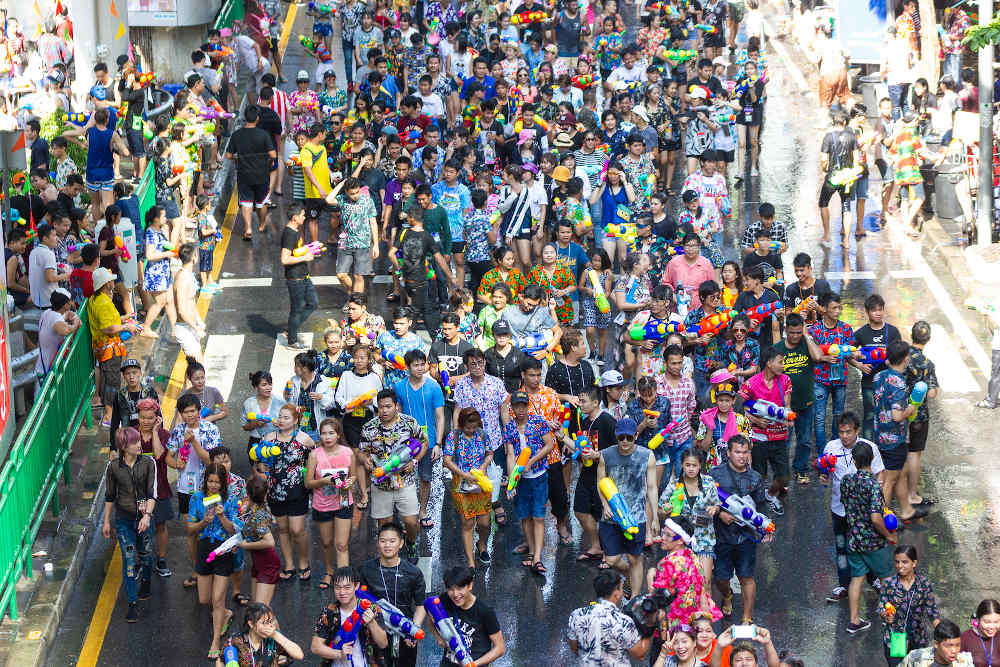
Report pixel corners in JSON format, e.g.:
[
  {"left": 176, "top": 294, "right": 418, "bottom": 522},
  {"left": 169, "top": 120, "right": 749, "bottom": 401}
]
[{"left": 0, "top": 302, "right": 95, "bottom": 620}]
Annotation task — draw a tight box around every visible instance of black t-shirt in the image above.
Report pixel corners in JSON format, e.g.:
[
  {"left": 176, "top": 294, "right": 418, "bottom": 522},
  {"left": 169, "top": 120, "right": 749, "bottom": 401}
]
[
  {"left": 429, "top": 338, "right": 475, "bottom": 383},
  {"left": 692, "top": 75, "right": 725, "bottom": 100},
  {"left": 484, "top": 345, "right": 526, "bottom": 394},
  {"left": 734, "top": 288, "right": 782, "bottom": 351},
  {"left": 397, "top": 227, "right": 441, "bottom": 283},
  {"left": 544, "top": 360, "right": 596, "bottom": 398},
  {"left": 773, "top": 337, "right": 814, "bottom": 411},
  {"left": 118, "top": 84, "right": 146, "bottom": 127},
  {"left": 853, "top": 323, "right": 902, "bottom": 388},
  {"left": 256, "top": 105, "right": 283, "bottom": 138},
  {"left": 55, "top": 192, "right": 75, "bottom": 218},
  {"left": 783, "top": 279, "right": 833, "bottom": 325},
  {"left": 228, "top": 126, "right": 275, "bottom": 186},
  {"left": 30, "top": 137, "right": 50, "bottom": 172},
  {"left": 820, "top": 127, "right": 858, "bottom": 178},
  {"left": 742, "top": 251, "right": 783, "bottom": 278},
  {"left": 281, "top": 225, "right": 309, "bottom": 279},
  {"left": 357, "top": 558, "right": 426, "bottom": 617},
  {"left": 439, "top": 595, "right": 501, "bottom": 666},
  {"left": 579, "top": 411, "right": 616, "bottom": 487},
  {"left": 360, "top": 168, "right": 387, "bottom": 220}
]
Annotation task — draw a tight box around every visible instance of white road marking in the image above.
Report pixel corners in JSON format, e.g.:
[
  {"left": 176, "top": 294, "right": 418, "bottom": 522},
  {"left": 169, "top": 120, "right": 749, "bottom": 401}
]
[
  {"left": 888, "top": 270, "right": 923, "bottom": 279},
  {"left": 823, "top": 271, "right": 877, "bottom": 280},
  {"left": 924, "top": 324, "right": 979, "bottom": 393},
  {"left": 309, "top": 275, "right": 343, "bottom": 286},
  {"left": 202, "top": 335, "right": 244, "bottom": 402},
  {"left": 268, "top": 333, "right": 314, "bottom": 387},
  {"left": 219, "top": 278, "right": 273, "bottom": 288},
  {"left": 763, "top": 23, "right": 811, "bottom": 93}
]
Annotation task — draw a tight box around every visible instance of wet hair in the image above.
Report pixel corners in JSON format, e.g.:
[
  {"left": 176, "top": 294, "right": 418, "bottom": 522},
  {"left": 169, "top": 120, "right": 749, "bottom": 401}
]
[
  {"left": 728, "top": 434, "right": 751, "bottom": 452},
  {"left": 249, "top": 370, "right": 273, "bottom": 388},
  {"left": 852, "top": 441, "right": 874, "bottom": 468},
  {"left": 911, "top": 320, "right": 932, "bottom": 345},
  {"left": 837, "top": 411, "right": 861, "bottom": 430},
  {"left": 241, "top": 602, "right": 275, "bottom": 634},
  {"left": 934, "top": 619, "right": 961, "bottom": 642},
  {"left": 201, "top": 462, "right": 229, "bottom": 500},
  {"left": 785, "top": 313, "right": 805, "bottom": 329},
  {"left": 185, "top": 358, "right": 206, "bottom": 379},
  {"left": 593, "top": 570, "right": 623, "bottom": 598},
  {"left": 209, "top": 446, "right": 232, "bottom": 462},
  {"left": 443, "top": 565, "right": 475, "bottom": 589},
  {"left": 894, "top": 544, "right": 918, "bottom": 561},
  {"left": 115, "top": 426, "right": 140, "bottom": 455},
  {"left": 333, "top": 566, "right": 359, "bottom": 585}
]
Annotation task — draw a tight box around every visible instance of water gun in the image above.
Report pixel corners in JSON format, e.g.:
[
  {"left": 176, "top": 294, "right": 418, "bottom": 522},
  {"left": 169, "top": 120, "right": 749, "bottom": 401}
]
[
  {"left": 222, "top": 644, "right": 239, "bottom": 667},
  {"left": 647, "top": 421, "right": 680, "bottom": 449},
  {"left": 469, "top": 469, "right": 493, "bottom": 494},
  {"left": 349, "top": 323, "right": 377, "bottom": 342},
  {"left": 203, "top": 493, "right": 222, "bottom": 509},
  {"left": 330, "top": 598, "right": 374, "bottom": 649},
  {"left": 111, "top": 235, "right": 132, "bottom": 262},
  {"left": 207, "top": 43, "right": 234, "bottom": 58},
  {"left": 135, "top": 72, "right": 157, "bottom": 87},
  {"left": 828, "top": 166, "right": 864, "bottom": 194},
  {"left": 660, "top": 49, "right": 698, "bottom": 62},
  {"left": 438, "top": 362, "right": 451, "bottom": 397},
  {"left": 184, "top": 121, "right": 216, "bottom": 136},
  {"left": 356, "top": 586, "right": 425, "bottom": 642},
  {"left": 515, "top": 330, "right": 556, "bottom": 354},
  {"left": 205, "top": 531, "right": 243, "bottom": 562},
  {"left": 695, "top": 23, "right": 717, "bottom": 33},
  {"left": 200, "top": 403, "right": 220, "bottom": 418},
  {"left": 573, "top": 433, "right": 595, "bottom": 467},
  {"left": 604, "top": 223, "right": 637, "bottom": 246},
  {"left": 792, "top": 295, "right": 816, "bottom": 314},
  {"left": 424, "top": 596, "right": 476, "bottom": 667},
  {"left": 284, "top": 379, "right": 293, "bottom": 400},
  {"left": 716, "top": 487, "right": 775, "bottom": 537},
  {"left": 307, "top": 0, "right": 336, "bottom": 14},
  {"left": 667, "top": 482, "right": 685, "bottom": 516},
  {"left": 743, "top": 301, "right": 781, "bottom": 323},
  {"left": 506, "top": 446, "right": 532, "bottom": 497},
  {"left": 820, "top": 343, "right": 857, "bottom": 359},
  {"left": 511, "top": 10, "right": 547, "bottom": 24},
  {"left": 586, "top": 269, "right": 610, "bottom": 314},
  {"left": 743, "top": 398, "right": 796, "bottom": 422},
  {"left": 559, "top": 403, "right": 575, "bottom": 434},
  {"left": 194, "top": 104, "right": 235, "bottom": 120},
  {"left": 161, "top": 241, "right": 178, "bottom": 256},
  {"left": 572, "top": 74, "right": 599, "bottom": 89},
  {"left": 344, "top": 389, "right": 377, "bottom": 413},
  {"left": 599, "top": 477, "right": 639, "bottom": 539},
  {"left": 249, "top": 443, "right": 281, "bottom": 463},
  {"left": 643, "top": 409, "right": 660, "bottom": 419},
  {"left": 292, "top": 240, "right": 326, "bottom": 257},
  {"left": 171, "top": 163, "right": 186, "bottom": 176},
  {"left": 858, "top": 346, "right": 887, "bottom": 364},
  {"left": 815, "top": 453, "right": 837, "bottom": 475},
  {"left": 689, "top": 309, "right": 737, "bottom": 337},
  {"left": 373, "top": 438, "right": 423, "bottom": 481},
  {"left": 383, "top": 351, "right": 407, "bottom": 371},
  {"left": 883, "top": 508, "right": 899, "bottom": 532},
  {"left": 66, "top": 112, "right": 90, "bottom": 126},
  {"left": 884, "top": 602, "right": 897, "bottom": 618},
  {"left": 119, "top": 324, "right": 144, "bottom": 342},
  {"left": 299, "top": 34, "right": 318, "bottom": 51},
  {"left": 754, "top": 240, "right": 782, "bottom": 252},
  {"left": 512, "top": 114, "right": 550, "bottom": 133},
  {"left": 663, "top": 245, "right": 685, "bottom": 258},
  {"left": 908, "top": 381, "right": 928, "bottom": 422},
  {"left": 628, "top": 318, "right": 685, "bottom": 343},
  {"left": 246, "top": 412, "right": 273, "bottom": 423}
]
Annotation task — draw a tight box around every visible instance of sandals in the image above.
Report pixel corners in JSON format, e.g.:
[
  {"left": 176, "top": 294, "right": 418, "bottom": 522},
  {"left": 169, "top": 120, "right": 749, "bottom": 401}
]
[
  {"left": 511, "top": 543, "right": 529, "bottom": 555},
  {"left": 232, "top": 593, "right": 250, "bottom": 607},
  {"left": 493, "top": 508, "right": 507, "bottom": 526},
  {"left": 279, "top": 569, "right": 295, "bottom": 581},
  {"left": 598, "top": 560, "right": 611, "bottom": 570},
  {"left": 531, "top": 561, "right": 547, "bottom": 576},
  {"left": 521, "top": 558, "right": 533, "bottom": 568},
  {"left": 318, "top": 573, "right": 333, "bottom": 590},
  {"left": 221, "top": 612, "right": 234, "bottom": 635},
  {"left": 207, "top": 648, "right": 220, "bottom": 660},
  {"left": 419, "top": 516, "right": 435, "bottom": 528},
  {"left": 576, "top": 551, "right": 604, "bottom": 563},
  {"left": 559, "top": 533, "right": 573, "bottom": 545},
  {"left": 722, "top": 591, "right": 734, "bottom": 616},
  {"left": 298, "top": 566, "right": 312, "bottom": 581}
]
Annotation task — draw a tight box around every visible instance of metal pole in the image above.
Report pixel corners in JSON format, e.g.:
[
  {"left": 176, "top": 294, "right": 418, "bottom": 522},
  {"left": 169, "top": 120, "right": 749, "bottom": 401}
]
[{"left": 977, "top": 0, "right": 994, "bottom": 245}]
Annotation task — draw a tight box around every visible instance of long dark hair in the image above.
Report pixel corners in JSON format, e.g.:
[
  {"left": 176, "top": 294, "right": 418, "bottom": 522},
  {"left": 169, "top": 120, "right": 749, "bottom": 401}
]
[
  {"left": 201, "top": 462, "right": 229, "bottom": 501},
  {"left": 242, "top": 602, "right": 275, "bottom": 636}
]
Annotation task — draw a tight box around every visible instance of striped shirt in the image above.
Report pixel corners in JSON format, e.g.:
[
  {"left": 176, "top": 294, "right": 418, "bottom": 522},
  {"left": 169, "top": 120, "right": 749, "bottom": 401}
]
[
  {"left": 261, "top": 88, "right": 291, "bottom": 135},
  {"left": 573, "top": 148, "right": 609, "bottom": 190},
  {"left": 656, "top": 375, "right": 696, "bottom": 446}
]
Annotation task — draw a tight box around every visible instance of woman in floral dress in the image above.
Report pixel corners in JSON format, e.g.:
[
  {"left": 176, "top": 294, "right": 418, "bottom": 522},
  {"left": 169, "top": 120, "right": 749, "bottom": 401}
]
[
  {"left": 527, "top": 243, "right": 577, "bottom": 327},
  {"left": 649, "top": 515, "right": 723, "bottom": 629},
  {"left": 443, "top": 408, "right": 494, "bottom": 568},
  {"left": 878, "top": 545, "right": 940, "bottom": 666},
  {"left": 140, "top": 205, "right": 177, "bottom": 338},
  {"left": 287, "top": 76, "right": 320, "bottom": 136},
  {"left": 659, "top": 449, "right": 722, "bottom": 585},
  {"left": 476, "top": 246, "right": 526, "bottom": 305}
]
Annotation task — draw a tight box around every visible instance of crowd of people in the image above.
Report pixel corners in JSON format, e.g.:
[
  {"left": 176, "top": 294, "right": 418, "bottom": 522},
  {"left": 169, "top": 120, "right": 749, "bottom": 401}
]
[{"left": 4, "top": 0, "right": 1000, "bottom": 663}]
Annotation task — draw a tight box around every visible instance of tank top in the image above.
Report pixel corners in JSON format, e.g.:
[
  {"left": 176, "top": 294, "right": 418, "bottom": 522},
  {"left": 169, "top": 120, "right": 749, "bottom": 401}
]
[
  {"left": 86, "top": 126, "right": 115, "bottom": 182},
  {"left": 312, "top": 445, "right": 353, "bottom": 511},
  {"left": 601, "top": 444, "right": 652, "bottom": 524}
]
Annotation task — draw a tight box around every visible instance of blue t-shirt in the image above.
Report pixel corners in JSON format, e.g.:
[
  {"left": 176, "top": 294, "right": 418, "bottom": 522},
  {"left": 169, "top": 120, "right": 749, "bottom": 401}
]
[
  {"left": 86, "top": 126, "right": 116, "bottom": 182},
  {"left": 460, "top": 75, "right": 496, "bottom": 101},
  {"left": 556, "top": 241, "right": 588, "bottom": 280},
  {"left": 115, "top": 195, "right": 143, "bottom": 231},
  {"left": 431, "top": 182, "right": 471, "bottom": 242},
  {"left": 394, "top": 377, "right": 445, "bottom": 447}
]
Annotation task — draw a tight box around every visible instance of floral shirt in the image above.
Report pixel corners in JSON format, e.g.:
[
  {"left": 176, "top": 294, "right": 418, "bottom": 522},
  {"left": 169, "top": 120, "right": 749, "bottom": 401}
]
[
  {"left": 808, "top": 319, "right": 855, "bottom": 387},
  {"left": 318, "top": 349, "right": 353, "bottom": 379},
  {"left": 720, "top": 339, "right": 760, "bottom": 380},
  {"left": 625, "top": 396, "right": 673, "bottom": 451},
  {"left": 318, "top": 88, "right": 347, "bottom": 116},
  {"left": 464, "top": 210, "right": 492, "bottom": 263},
  {"left": 873, "top": 368, "right": 908, "bottom": 450},
  {"left": 684, "top": 306, "right": 724, "bottom": 375},
  {"left": 878, "top": 573, "right": 939, "bottom": 649},
  {"left": 658, "top": 475, "right": 721, "bottom": 552},
  {"left": 682, "top": 170, "right": 729, "bottom": 234},
  {"left": 900, "top": 647, "right": 975, "bottom": 667},
  {"left": 340, "top": 1, "right": 366, "bottom": 40},
  {"left": 452, "top": 374, "right": 508, "bottom": 447},
  {"left": 167, "top": 419, "right": 221, "bottom": 494},
  {"left": 457, "top": 312, "right": 480, "bottom": 342},
  {"left": 359, "top": 414, "right": 426, "bottom": 489},
  {"left": 566, "top": 599, "right": 640, "bottom": 667},
  {"left": 403, "top": 46, "right": 431, "bottom": 91},
  {"left": 476, "top": 267, "right": 526, "bottom": 303},
  {"left": 903, "top": 346, "right": 938, "bottom": 424},
  {"left": 841, "top": 470, "right": 887, "bottom": 553},
  {"left": 313, "top": 603, "right": 379, "bottom": 667},
  {"left": 613, "top": 274, "right": 652, "bottom": 325},
  {"left": 262, "top": 430, "right": 312, "bottom": 502},
  {"left": 376, "top": 331, "right": 426, "bottom": 387},
  {"left": 225, "top": 632, "right": 289, "bottom": 667},
  {"left": 527, "top": 261, "right": 576, "bottom": 327},
  {"left": 945, "top": 10, "right": 971, "bottom": 55},
  {"left": 501, "top": 415, "right": 551, "bottom": 476},
  {"left": 336, "top": 192, "right": 377, "bottom": 249},
  {"left": 637, "top": 27, "right": 669, "bottom": 64},
  {"left": 651, "top": 547, "right": 723, "bottom": 628},
  {"left": 444, "top": 428, "right": 490, "bottom": 472},
  {"left": 288, "top": 89, "right": 319, "bottom": 135},
  {"left": 620, "top": 153, "right": 656, "bottom": 213},
  {"left": 341, "top": 311, "right": 387, "bottom": 347},
  {"left": 188, "top": 490, "right": 243, "bottom": 542},
  {"left": 593, "top": 32, "right": 625, "bottom": 71},
  {"left": 239, "top": 503, "right": 273, "bottom": 542}
]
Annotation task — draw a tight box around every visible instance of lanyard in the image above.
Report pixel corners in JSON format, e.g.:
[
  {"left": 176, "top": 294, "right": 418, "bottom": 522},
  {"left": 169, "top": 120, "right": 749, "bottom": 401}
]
[{"left": 979, "top": 634, "right": 995, "bottom": 667}]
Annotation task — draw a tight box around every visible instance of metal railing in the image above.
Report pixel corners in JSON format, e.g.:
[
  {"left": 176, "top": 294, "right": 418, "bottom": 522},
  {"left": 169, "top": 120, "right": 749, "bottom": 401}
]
[{"left": 0, "top": 302, "right": 95, "bottom": 620}]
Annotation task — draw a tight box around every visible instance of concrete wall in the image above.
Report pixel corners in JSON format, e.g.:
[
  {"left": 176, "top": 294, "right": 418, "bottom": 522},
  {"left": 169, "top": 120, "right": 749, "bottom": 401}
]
[{"left": 146, "top": 25, "right": 210, "bottom": 82}]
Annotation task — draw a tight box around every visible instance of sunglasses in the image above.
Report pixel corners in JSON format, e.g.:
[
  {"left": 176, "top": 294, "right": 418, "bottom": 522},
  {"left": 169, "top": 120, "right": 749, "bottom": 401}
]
[{"left": 617, "top": 434, "right": 635, "bottom": 441}]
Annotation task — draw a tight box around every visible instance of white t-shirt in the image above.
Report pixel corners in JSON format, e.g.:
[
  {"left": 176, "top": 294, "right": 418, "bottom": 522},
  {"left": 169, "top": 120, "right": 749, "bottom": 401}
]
[
  {"left": 419, "top": 92, "right": 446, "bottom": 118},
  {"left": 824, "top": 437, "right": 885, "bottom": 517},
  {"left": 608, "top": 63, "right": 645, "bottom": 84},
  {"left": 28, "top": 244, "right": 57, "bottom": 308},
  {"left": 37, "top": 308, "right": 66, "bottom": 374},
  {"left": 526, "top": 180, "right": 548, "bottom": 221}
]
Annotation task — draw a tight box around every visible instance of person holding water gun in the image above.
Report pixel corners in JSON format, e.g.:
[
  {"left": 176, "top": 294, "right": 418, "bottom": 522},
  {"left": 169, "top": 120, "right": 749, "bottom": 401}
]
[
  {"left": 220, "top": 602, "right": 304, "bottom": 666},
  {"left": 309, "top": 567, "right": 389, "bottom": 665},
  {"left": 903, "top": 321, "right": 938, "bottom": 509}
]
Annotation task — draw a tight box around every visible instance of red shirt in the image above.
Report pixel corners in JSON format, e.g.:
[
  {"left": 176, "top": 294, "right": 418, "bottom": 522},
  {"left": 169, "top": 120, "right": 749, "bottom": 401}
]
[
  {"left": 397, "top": 114, "right": 432, "bottom": 148},
  {"left": 69, "top": 268, "right": 94, "bottom": 297}
]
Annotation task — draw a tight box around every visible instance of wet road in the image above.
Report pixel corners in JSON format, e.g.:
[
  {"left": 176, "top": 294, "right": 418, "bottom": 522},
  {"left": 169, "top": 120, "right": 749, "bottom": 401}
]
[{"left": 49, "top": 14, "right": 1000, "bottom": 667}]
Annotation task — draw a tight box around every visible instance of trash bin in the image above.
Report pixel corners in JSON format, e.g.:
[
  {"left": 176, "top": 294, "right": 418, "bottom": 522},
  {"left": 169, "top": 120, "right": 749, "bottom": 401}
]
[
  {"left": 859, "top": 75, "right": 885, "bottom": 119},
  {"left": 934, "top": 171, "right": 966, "bottom": 220}
]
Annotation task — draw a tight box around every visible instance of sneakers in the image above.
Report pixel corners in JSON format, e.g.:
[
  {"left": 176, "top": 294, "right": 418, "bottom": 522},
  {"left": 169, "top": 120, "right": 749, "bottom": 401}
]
[
  {"left": 285, "top": 338, "right": 308, "bottom": 350},
  {"left": 796, "top": 473, "right": 810, "bottom": 486},
  {"left": 765, "top": 493, "right": 784, "bottom": 516},
  {"left": 846, "top": 619, "right": 871, "bottom": 634},
  {"left": 155, "top": 559, "right": 172, "bottom": 578},
  {"left": 126, "top": 602, "right": 138, "bottom": 623},
  {"left": 138, "top": 578, "right": 151, "bottom": 600},
  {"left": 825, "top": 586, "right": 848, "bottom": 602}
]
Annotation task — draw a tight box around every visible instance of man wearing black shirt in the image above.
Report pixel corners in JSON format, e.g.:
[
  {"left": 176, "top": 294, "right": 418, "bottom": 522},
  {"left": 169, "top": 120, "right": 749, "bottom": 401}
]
[
  {"left": 55, "top": 174, "right": 84, "bottom": 218},
  {"left": 224, "top": 105, "right": 276, "bottom": 241},
  {"left": 436, "top": 566, "right": 505, "bottom": 666},
  {"left": 545, "top": 329, "right": 596, "bottom": 405},
  {"left": 853, "top": 293, "right": 901, "bottom": 442},
  {"left": 429, "top": 313, "right": 474, "bottom": 402},
  {"left": 686, "top": 59, "right": 725, "bottom": 104},
  {"left": 109, "top": 358, "right": 160, "bottom": 448},
  {"left": 279, "top": 204, "right": 318, "bottom": 350},
  {"left": 783, "top": 252, "right": 832, "bottom": 326},
  {"left": 817, "top": 110, "right": 859, "bottom": 246},
  {"left": 26, "top": 118, "right": 50, "bottom": 172},
  {"left": 733, "top": 265, "right": 783, "bottom": 353},
  {"left": 574, "top": 387, "right": 617, "bottom": 562},
  {"left": 358, "top": 522, "right": 427, "bottom": 667},
  {"left": 388, "top": 206, "right": 455, "bottom": 336},
  {"left": 117, "top": 68, "right": 149, "bottom": 180},
  {"left": 483, "top": 321, "right": 526, "bottom": 394}
]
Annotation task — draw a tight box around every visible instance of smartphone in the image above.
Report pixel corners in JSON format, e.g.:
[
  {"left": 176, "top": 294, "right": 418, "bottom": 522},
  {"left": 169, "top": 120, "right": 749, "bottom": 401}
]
[{"left": 731, "top": 625, "right": 757, "bottom": 640}]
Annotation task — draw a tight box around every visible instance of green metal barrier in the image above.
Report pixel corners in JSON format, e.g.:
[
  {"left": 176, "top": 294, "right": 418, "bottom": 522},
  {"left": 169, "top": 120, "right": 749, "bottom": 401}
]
[
  {"left": 136, "top": 159, "right": 155, "bottom": 226},
  {"left": 0, "top": 302, "right": 95, "bottom": 620}
]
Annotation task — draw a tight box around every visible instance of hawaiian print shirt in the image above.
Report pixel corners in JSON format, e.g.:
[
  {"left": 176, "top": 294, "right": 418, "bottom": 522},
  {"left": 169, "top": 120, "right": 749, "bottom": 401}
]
[
  {"left": 873, "top": 368, "right": 908, "bottom": 450},
  {"left": 464, "top": 210, "right": 493, "bottom": 263},
  {"left": 658, "top": 474, "right": 722, "bottom": 553},
  {"left": 336, "top": 192, "right": 377, "bottom": 249},
  {"left": 359, "top": 413, "right": 426, "bottom": 489},
  {"left": 188, "top": 490, "right": 243, "bottom": 542},
  {"left": 566, "top": 599, "right": 640, "bottom": 667},
  {"left": 841, "top": 470, "right": 887, "bottom": 553},
  {"left": 288, "top": 89, "right": 320, "bottom": 135},
  {"left": 476, "top": 267, "right": 526, "bottom": 303},
  {"left": 376, "top": 331, "right": 426, "bottom": 387},
  {"left": 656, "top": 376, "right": 697, "bottom": 446},
  {"left": 262, "top": 430, "right": 312, "bottom": 502},
  {"left": 684, "top": 306, "right": 724, "bottom": 376},
  {"left": 444, "top": 428, "right": 490, "bottom": 472},
  {"left": 625, "top": 396, "right": 673, "bottom": 451},
  {"left": 527, "top": 261, "right": 576, "bottom": 327},
  {"left": 903, "top": 346, "right": 937, "bottom": 424},
  {"left": 651, "top": 546, "right": 723, "bottom": 628},
  {"left": 878, "top": 573, "right": 940, "bottom": 649},
  {"left": 501, "top": 415, "right": 551, "bottom": 476},
  {"left": 808, "top": 319, "right": 855, "bottom": 387},
  {"left": 167, "top": 419, "right": 221, "bottom": 494},
  {"left": 452, "top": 374, "right": 508, "bottom": 447},
  {"left": 720, "top": 339, "right": 760, "bottom": 380}
]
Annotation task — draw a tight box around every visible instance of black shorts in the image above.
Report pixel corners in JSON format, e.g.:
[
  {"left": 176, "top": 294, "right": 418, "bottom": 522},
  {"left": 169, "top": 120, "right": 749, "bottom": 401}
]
[
  {"left": 907, "top": 420, "right": 929, "bottom": 452},
  {"left": 238, "top": 181, "right": 270, "bottom": 208},
  {"left": 451, "top": 241, "right": 466, "bottom": 255},
  {"left": 269, "top": 495, "right": 309, "bottom": 517},
  {"left": 305, "top": 197, "right": 327, "bottom": 220},
  {"left": 199, "top": 248, "right": 214, "bottom": 273},
  {"left": 312, "top": 505, "right": 353, "bottom": 522},
  {"left": 126, "top": 127, "right": 146, "bottom": 158},
  {"left": 573, "top": 481, "right": 602, "bottom": 520},
  {"left": 716, "top": 149, "right": 735, "bottom": 163},
  {"left": 818, "top": 181, "right": 845, "bottom": 208},
  {"left": 196, "top": 537, "right": 236, "bottom": 576},
  {"left": 177, "top": 492, "right": 192, "bottom": 516},
  {"left": 879, "top": 444, "right": 908, "bottom": 471},
  {"left": 704, "top": 32, "right": 726, "bottom": 48}
]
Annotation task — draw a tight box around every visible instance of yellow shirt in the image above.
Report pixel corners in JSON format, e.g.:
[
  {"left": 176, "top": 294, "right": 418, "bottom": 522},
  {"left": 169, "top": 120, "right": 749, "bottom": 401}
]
[
  {"left": 88, "top": 291, "right": 121, "bottom": 346},
  {"left": 722, "top": 286, "right": 738, "bottom": 309},
  {"left": 300, "top": 142, "right": 331, "bottom": 200}
]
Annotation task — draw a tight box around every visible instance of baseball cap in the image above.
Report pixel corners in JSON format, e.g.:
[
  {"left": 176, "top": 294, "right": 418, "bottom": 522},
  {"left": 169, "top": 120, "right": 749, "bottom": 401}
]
[
  {"left": 552, "top": 165, "right": 571, "bottom": 181},
  {"left": 615, "top": 417, "right": 638, "bottom": 437},
  {"left": 510, "top": 390, "right": 530, "bottom": 405},
  {"left": 689, "top": 87, "right": 707, "bottom": 100},
  {"left": 121, "top": 358, "right": 142, "bottom": 372},
  {"left": 323, "top": 69, "right": 337, "bottom": 79},
  {"left": 632, "top": 105, "right": 650, "bottom": 123},
  {"left": 92, "top": 267, "right": 117, "bottom": 291},
  {"left": 492, "top": 321, "right": 512, "bottom": 336},
  {"left": 296, "top": 69, "right": 310, "bottom": 82},
  {"left": 600, "top": 370, "right": 625, "bottom": 387}
]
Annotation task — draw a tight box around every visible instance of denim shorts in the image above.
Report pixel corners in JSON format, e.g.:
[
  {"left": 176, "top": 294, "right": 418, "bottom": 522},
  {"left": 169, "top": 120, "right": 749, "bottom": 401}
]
[
  {"left": 599, "top": 519, "right": 647, "bottom": 557},
  {"left": 714, "top": 540, "right": 757, "bottom": 580},
  {"left": 513, "top": 473, "right": 548, "bottom": 520}
]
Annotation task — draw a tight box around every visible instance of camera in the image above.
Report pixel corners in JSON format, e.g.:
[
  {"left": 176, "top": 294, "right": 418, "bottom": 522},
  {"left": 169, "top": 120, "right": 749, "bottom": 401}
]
[{"left": 622, "top": 590, "right": 676, "bottom": 638}]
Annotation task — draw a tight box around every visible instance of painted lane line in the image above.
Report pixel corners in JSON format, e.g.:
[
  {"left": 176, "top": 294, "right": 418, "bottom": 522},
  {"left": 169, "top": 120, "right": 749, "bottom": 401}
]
[
  {"left": 220, "top": 278, "right": 273, "bottom": 288},
  {"left": 763, "top": 21, "right": 811, "bottom": 93},
  {"left": 888, "top": 270, "right": 923, "bottom": 279},
  {"left": 925, "top": 324, "right": 979, "bottom": 393},
  {"left": 269, "top": 333, "right": 314, "bottom": 387},
  {"left": 202, "top": 335, "right": 245, "bottom": 401},
  {"left": 823, "top": 271, "right": 877, "bottom": 280}
]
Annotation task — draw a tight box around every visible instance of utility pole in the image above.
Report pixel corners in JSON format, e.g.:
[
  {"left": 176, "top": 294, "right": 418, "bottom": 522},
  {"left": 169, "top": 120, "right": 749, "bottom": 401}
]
[{"left": 977, "top": 0, "right": 994, "bottom": 245}]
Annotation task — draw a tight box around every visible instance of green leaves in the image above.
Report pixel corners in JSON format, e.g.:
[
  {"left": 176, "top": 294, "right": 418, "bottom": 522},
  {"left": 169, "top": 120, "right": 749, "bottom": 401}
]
[{"left": 962, "top": 17, "right": 1000, "bottom": 50}]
